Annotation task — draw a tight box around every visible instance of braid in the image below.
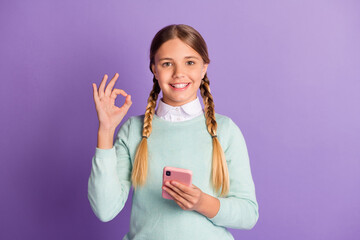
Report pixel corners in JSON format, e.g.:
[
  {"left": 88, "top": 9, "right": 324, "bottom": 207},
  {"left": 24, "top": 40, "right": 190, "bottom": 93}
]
[
  {"left": 200, "top": 75, "right": 217, "bottom": 136},
  {"left": 132, "top": 77, "right": 161, "bottom": 189},
  {"left": 200, "top": 74, "right": 230, "bottom": 197},
  {"left": 142, "top": 77, "right": 161, "bottom": 137}
]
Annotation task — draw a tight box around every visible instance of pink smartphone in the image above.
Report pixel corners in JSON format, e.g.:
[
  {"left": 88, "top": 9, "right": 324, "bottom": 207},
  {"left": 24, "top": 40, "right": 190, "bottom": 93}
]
[{"left": 162, "top": 166, "right": 193, "bottom": 200}]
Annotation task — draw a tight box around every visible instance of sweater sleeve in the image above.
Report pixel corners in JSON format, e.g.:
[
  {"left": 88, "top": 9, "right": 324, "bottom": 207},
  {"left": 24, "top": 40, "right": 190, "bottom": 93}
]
[
  {"left": 207, "top": 118, "right": 259, "bottom": 229},
  {"left": 87, "top": 118, "right": 133, "bottom": 222}
]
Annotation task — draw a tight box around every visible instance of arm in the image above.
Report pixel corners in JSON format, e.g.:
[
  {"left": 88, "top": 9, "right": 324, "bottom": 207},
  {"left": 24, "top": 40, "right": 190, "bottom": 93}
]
[
  {"left": 207, "top": 118, "right": 259, "bottom": 230},
  {"left": 87, "top": 118, "right": 133, "bottom": 222},
  {"left": 195, "top": 192, "right": 220, "bottom": 218}
]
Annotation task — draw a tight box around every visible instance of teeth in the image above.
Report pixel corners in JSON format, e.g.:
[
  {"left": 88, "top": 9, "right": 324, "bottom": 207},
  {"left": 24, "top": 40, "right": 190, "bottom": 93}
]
[{"left": 171, "top": 83, "right": 189, "bottom": 88}]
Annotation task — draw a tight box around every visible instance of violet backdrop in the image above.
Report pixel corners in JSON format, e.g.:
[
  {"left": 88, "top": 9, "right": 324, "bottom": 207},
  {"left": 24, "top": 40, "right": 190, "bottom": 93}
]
[{"left": 0, "top": 0, "right": 359, "bottom": 239}]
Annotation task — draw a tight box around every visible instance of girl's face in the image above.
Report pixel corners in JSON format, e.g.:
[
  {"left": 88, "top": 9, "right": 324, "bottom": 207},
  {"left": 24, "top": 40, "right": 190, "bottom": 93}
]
[{"left": 151, "top": 38, "right": 208, "bottom": 107}]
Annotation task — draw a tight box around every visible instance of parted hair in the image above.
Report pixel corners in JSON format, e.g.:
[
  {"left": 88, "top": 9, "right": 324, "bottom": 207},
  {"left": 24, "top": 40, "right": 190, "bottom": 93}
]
[{"left": 131, "top": 24, "right": 229, "bottom": 197}]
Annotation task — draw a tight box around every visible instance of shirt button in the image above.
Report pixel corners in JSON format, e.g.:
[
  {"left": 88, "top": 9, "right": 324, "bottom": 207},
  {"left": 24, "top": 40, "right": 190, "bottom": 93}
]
[
  {"left": 175, "top": 108, "right": 180, "bottom": 111},
  {"left": 177, "top": 117, "right": 181, "bottom": 121}
]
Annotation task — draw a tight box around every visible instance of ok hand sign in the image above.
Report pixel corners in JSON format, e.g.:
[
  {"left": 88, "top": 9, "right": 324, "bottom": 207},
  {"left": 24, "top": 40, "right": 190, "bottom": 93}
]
[{"left": 92, "top": 73, "right": 132, "bottom": 131}]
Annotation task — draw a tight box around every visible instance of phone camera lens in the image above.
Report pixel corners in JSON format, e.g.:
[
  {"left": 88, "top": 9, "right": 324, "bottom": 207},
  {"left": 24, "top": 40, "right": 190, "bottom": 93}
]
[{"left": 166, "top": 171, "right": 171, "bottom": 176}]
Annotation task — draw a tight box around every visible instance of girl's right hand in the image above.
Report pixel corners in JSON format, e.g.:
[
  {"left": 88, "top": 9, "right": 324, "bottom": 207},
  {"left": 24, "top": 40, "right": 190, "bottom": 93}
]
[{"left": 92, "top": 73, "right": 132, "bottom": 131}]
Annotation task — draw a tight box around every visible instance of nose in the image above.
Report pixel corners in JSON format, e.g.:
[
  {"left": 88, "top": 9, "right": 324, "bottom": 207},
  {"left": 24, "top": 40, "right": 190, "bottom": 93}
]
[{"left": 172, "top": 65, "right": 185, "bottom": 79}]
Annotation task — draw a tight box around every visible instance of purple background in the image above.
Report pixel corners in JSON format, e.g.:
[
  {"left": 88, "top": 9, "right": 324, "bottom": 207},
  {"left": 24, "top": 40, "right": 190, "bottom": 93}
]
[{"left": 1, "top": 0, "right": 359, "bottom": 239}]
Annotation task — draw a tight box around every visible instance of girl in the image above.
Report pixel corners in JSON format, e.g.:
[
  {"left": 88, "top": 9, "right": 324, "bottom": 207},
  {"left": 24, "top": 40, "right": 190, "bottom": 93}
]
[{"left": 88, "top": 24, "right": 259, "bottom": 240}]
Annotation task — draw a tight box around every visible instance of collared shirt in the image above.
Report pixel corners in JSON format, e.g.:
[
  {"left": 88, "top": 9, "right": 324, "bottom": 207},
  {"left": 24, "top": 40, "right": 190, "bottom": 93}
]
[{"left": 155, "top": 97, "right": 204, "bottom": 122}]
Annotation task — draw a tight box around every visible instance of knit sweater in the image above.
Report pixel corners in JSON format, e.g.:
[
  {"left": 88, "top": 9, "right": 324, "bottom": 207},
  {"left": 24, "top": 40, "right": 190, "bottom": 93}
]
[{"left": 88, "top": 113, "right": 259, "bottom": 240}]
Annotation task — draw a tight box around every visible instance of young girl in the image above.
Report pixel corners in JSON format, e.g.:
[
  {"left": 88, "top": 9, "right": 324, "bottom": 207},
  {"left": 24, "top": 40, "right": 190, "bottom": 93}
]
[{"left": 88, "top": 24, "right": 259, "bottom": 240}]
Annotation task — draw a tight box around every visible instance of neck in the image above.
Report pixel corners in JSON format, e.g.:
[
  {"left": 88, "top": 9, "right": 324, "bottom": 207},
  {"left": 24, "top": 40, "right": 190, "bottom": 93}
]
[{"left": 161, "top": 97, "right": 198, "bottom": 107}]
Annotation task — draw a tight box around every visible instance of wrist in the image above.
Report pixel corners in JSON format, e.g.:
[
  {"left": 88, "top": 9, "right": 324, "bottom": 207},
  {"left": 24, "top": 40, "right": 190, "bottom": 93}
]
[
  {"left": 98, "top": 125, "right": 116, "bottom": 134},
  {"left": 197, "top": 192, "right": 208, "bottom": 212},
  {"left": 97, "top": 127, "right": 115, "bottom": 149},
  {"left": 195, "top": 193, "right": 220, "bottom": 218}
]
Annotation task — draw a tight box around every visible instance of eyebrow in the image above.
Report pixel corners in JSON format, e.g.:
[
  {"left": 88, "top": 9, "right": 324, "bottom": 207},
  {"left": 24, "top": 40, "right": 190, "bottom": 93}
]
[{"left": 158, "top": 56, "right": 200, "bottom": 61}]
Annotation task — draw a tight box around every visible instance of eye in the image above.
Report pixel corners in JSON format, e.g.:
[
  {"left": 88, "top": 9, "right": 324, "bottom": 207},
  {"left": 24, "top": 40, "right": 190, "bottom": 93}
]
[
  {"left": 186, "top": 61, "right": 195, "bottom": 65},
  {"left": 162, "top": 62, "right": 172, "bottom": 67}
]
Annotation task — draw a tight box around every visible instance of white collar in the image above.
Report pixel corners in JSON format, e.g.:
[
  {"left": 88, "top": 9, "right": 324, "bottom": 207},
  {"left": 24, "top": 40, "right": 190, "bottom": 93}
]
[{"left": 156, "top": 97, "right": 204, "bottom": 122}]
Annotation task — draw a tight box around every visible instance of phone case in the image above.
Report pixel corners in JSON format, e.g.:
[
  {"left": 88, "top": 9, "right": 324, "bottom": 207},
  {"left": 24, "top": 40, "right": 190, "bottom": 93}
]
[{"left": 162, "top": 166, "right": 193, "bottom": 200}]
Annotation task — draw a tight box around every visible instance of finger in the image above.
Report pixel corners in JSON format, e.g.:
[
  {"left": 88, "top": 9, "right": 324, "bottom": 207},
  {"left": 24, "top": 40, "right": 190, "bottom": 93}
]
[
  {"left": 92, "top": 83, "right": 100, "bottom": 104},
  {"left": 120, "top": 94, "right": 132, "bottom": 110},
  {"left": 170, "top": 181, "right": 195, "bottom": 199},
  {"left": 166, "top": 182, "right": 193, "bottom": 201},
  {"left": 110, "top": 89, "right": 129, "bottom": 105},
  {"left": 164, "top": 186, "right": 191, "bottom": 210},
  {"left": 164, "top": 185, "right": 186, "bottom": 209},
  {"left": 110, "top": 88, "right": 127, "bottom": 99},
  {"left": 105, "top": 73, "right": 119, "bottom": 97},
  {"left": 99, "top": 74, "right": 108, "bottom": 98},
  {"left": 110, "top": 90, "right": 132, "bottom": 113},
  {"left": 168, "top": 188, "right": 192, "bottom": 210},
  {"left": 174, "top": 199, "right": 187, "bottom": 210}
]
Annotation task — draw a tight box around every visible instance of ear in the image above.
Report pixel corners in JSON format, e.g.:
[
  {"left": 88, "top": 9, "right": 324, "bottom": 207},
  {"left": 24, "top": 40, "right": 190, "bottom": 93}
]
[
  {"left": 202, "top": 63, "right": 209, "bottom": 79},
  {"left": 151, "top": 64, "right": 157, "bottom": 77}
]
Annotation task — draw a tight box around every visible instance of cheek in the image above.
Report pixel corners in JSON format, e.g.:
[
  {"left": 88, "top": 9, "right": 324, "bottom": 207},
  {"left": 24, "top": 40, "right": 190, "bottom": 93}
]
[
  {"left": 190, "top": 71, "right": 203, "bottom": 82},
  {"left": 156, "top": 73, "right": 170, "bottom": 90},
  {"left": 157, "top": 70, "right": 171, "bottom": 79}
]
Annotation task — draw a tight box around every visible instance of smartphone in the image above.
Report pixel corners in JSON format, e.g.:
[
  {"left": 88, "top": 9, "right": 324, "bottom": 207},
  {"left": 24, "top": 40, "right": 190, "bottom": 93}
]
[{"left": 162, "top": 166, "right": 193, "bottom": 200}]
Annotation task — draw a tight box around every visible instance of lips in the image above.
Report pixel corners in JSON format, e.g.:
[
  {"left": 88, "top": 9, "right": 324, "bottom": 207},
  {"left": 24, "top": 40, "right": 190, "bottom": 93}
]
[{"left": 169, "top": 83, "right": 191, "bottom": 91}]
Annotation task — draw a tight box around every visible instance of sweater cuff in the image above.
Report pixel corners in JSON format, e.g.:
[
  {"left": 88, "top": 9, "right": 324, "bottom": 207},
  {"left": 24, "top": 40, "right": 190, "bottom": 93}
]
[
  {"left": 95, "top": 146, "right": 116, "bottom": 160},
  {"left": 207, "top": 197, "right": 227, "bottom": 226}
]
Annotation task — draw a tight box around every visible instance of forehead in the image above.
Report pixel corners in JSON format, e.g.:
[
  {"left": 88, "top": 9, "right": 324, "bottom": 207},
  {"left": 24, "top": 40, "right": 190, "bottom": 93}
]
[{"left": 155, "top": 38, "right": 200, "bottom": 60}]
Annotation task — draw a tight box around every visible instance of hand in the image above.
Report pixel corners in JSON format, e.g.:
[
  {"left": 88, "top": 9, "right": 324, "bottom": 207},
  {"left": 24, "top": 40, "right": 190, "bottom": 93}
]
[
  {"left": 92, "top": 73, "right": 132, "bottom": 131},
  {"left": 162, "top": 181, "right": 204, "bottom": 211}
]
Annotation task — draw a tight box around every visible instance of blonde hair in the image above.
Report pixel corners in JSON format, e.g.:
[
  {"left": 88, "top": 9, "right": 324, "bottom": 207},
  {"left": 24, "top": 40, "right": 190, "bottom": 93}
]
[{"left": 131, "top": 24, "right": 229, "bottom": 197}]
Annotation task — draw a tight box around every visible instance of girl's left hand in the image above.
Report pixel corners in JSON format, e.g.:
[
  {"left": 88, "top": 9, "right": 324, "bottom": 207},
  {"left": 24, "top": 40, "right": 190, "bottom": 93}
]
[{"left": 163, "top": 181, "right": 204, "bottom": 211}]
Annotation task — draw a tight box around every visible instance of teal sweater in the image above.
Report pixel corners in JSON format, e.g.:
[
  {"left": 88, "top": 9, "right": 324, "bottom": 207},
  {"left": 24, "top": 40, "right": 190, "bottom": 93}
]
[{"left": 88, "top": 113, "right": 259, "bottom": 240}]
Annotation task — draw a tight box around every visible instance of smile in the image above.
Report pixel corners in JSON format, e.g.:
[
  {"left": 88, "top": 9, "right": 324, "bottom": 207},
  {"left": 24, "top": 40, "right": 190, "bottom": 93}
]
[{"left": 169, "top": 83, "right": 190, "bottom": 90}]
